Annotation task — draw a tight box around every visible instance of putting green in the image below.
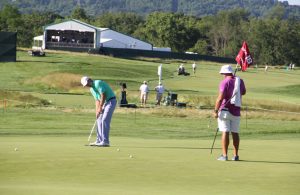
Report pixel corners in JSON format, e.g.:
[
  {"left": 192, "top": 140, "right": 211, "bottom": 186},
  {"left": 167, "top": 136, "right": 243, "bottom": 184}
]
[{"left": 0, "top": 136, "right": 299, "bottom": 195}]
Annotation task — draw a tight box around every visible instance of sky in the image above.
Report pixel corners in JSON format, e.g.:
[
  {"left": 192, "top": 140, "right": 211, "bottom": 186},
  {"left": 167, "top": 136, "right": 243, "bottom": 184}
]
[{"left": 278, "top": 0, "right": 300, "bottom": 5}]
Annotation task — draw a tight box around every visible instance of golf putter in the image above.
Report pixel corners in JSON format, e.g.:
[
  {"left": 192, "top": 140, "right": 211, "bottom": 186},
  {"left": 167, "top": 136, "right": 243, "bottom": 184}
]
[
  {"left": 210, "top": 128, "right": 219, "bottom": 154},
  {"left": 87, "top": 111, "right": 103, "bottom": 142},
  {"left": 88, "top": 120, "right": 97, "bottom": 142}
]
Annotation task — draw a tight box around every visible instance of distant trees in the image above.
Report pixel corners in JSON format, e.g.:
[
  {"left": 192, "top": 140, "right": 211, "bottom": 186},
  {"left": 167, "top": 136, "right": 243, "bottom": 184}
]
[
  {"left": 94, "top": 12, "right": 144, "bottom": 35},
  {"left": 0, "top": 4, "right": 62, "bottom": 46},
  {"left": 0, "top": 5, "right": 21, "bottom": 32},
  {"left": 1, "top": 0, "right": 300, "bottom": 19},
  {"left": 204, "top": 9, "right": 251, "bottom": 57},
  {"left": 134, "top": 12, "right": 201, "bottom": 52},
  {"left": 247, "top": 18, "right": 300, "bottom": 65},
  {"left": 71, "top": 6, "right": 90, "bottom": 23},
  {"left": 0, "top": 4, "right": 299, "bottom": 66}
]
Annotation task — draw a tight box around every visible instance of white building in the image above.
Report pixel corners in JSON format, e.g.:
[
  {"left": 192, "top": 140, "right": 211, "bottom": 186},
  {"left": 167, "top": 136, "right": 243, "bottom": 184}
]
[{"left": 34, "top": 19, "right": 153, "bottom": 51}]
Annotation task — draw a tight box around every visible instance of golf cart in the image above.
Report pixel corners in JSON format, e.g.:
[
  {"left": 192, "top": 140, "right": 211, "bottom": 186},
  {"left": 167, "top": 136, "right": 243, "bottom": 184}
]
[
  {"left": 28, "top": 35, "right": 46, "bottom": 56},
  {"left": 162, "top": 92, "right": 187, "bottom": 108},
  {"left": 28, "top": 49, "right": 45, "bottom": 56},
  {"left": 163, "top": 92, "right": 178, "bottom": 106}
]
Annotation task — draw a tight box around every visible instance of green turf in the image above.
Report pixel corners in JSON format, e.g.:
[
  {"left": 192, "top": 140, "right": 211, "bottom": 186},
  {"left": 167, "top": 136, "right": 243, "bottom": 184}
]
[
  {"left": 0, "top": 108, "right": 299, "bottom": 139},
  {"left": 0, "top": 136, "right": 299, "bottom": 195},
  {"left": 1, "top": 50, "right": 300, "bottom": 194}
]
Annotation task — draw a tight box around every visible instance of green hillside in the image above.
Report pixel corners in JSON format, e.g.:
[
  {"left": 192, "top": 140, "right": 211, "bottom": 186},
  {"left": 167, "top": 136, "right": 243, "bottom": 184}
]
[
  {"left": 0, "top": 0, "right": 299, "bottom": 19},
  {"left": 1, "top": 50, "right": 300, "bottom": 109}
]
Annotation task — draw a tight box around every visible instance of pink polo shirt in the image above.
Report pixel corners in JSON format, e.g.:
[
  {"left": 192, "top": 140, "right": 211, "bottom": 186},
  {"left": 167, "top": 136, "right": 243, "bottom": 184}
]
[{"left": 219, "top": 76, "right": 246, "bottom": 116}]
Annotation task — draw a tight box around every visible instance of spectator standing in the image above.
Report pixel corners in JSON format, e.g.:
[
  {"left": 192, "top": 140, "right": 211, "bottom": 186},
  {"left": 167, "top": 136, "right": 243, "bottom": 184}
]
[
  {"left": 265, "top": 65, "right": 268, "bottom": 73},
  {"left": 192, "top": 62, "right": 197, "bottom": 75},
  {"left": 139, "top": 81, "right": 149, "bottom": 106},
  {"left": 119, "top": 83, "right": 128, "bottom": 106},
  {"left": 154, "top": 82, "right": 165, "bottom": 105}
]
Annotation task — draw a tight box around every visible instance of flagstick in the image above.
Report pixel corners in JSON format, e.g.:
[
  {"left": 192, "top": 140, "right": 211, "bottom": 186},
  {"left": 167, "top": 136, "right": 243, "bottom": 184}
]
[{"left": 158, "top": 64, "right": 162, "bottom": 83}]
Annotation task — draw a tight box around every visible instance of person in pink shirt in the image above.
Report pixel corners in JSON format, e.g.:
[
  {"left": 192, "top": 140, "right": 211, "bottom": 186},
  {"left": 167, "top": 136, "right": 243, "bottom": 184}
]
[{"left": 214, "top": 65, "right": 246, "bottom": 161}]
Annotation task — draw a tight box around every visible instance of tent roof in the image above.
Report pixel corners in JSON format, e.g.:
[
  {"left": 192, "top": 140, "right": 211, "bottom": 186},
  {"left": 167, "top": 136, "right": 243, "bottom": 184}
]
[
  {"left": 34, "top": 35, "right": 43, "bottom": 41},
  {"left": 45, "top": 19, "right": 99, "bottom": 32}
]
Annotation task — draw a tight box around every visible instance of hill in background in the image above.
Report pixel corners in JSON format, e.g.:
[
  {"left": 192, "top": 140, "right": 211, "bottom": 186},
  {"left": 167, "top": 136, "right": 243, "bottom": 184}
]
[{"left": 0, "top": 0, "right": 299, "bottom": 19}]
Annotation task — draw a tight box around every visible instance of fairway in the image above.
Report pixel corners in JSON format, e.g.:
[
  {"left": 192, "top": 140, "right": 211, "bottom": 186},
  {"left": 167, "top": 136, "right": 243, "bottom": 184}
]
[
  {"left": 0, "top": 136, "right": 299, "bottom": 195},
  {"left": 1, "top": 50, "right": 300, "bottom": 194}
]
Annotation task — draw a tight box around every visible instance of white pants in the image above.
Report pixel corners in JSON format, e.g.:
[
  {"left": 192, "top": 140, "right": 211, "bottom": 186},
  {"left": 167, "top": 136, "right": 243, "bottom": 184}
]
[
  {"left": 218, "top": 111, "right": 240, "bottom": 133},
  {"left": 140, "top": 92, "right": 148, "bottom": 102},
  {"left": 96, "top": 99, "right": 116, "bottom": 144}
]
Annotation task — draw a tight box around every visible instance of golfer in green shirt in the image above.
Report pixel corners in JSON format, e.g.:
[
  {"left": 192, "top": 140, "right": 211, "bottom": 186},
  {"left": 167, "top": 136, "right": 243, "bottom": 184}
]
[{"left": 81, "top": 76, "right": 116, "bottom": 147}]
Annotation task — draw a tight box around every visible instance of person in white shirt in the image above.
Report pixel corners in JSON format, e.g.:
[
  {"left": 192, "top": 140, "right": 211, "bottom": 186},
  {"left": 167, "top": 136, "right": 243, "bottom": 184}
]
[
  {"left": 265, "top": 65, "right": 268, "bottom": 73},
  {"left": 154, "top": 82, "right": 165, "bottom": 105},
  {"left": 139, "top": 81, "right": 149, "bottom": 106},
  {"left": 192, "top": 62, "right": 197, "bottom": 75}
]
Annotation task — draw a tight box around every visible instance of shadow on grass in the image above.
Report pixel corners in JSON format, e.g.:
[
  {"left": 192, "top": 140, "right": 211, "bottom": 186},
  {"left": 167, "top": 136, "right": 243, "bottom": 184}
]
[
  {"left": 18, "top": 60, "right": 90, "bottom": 65},
  {"left": 18, "top": 60, "right": 70, "bottom": 64},
  {"left": 239, "top": 160, "right": 300, "bottom": 165},
  {"left": 116, "top": 145, "right": 222, "bottom": 150}
]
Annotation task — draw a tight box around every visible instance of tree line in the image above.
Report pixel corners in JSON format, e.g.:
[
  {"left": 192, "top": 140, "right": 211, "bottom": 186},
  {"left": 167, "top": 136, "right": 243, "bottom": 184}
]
[
  {"left": 1, "top": 0, "right": 300, "bottom": 19},
  {"left": 0, "top": 4, "right": 299, "bottom": 65}
]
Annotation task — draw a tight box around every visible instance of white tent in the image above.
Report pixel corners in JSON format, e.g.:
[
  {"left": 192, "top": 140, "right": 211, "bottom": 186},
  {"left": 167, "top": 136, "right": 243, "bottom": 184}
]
[
  {"left": 40, "top": 19, "right": 153, "bottom": 51},
  {"left": 100, "top": 29, "right": 152, "bottom": 50},
  {"left": 100, "top": 38, "right": 127, "bottom": 48}
]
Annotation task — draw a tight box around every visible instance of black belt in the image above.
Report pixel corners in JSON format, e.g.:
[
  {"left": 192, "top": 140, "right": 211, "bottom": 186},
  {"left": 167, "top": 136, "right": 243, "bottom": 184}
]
[{"left": 108, "top": 96, "right": 116, "bottom": 101}]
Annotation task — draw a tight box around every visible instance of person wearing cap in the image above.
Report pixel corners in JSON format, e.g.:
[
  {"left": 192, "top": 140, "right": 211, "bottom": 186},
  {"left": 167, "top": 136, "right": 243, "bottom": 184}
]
[
  {"left": 139, "top": 81, "right": 149, "bottom": 107},
  {"left": 214, "top": 65, "right": 246, "bottom": 161},
  {"left": 81, "top": 76, "right": 116, "bottom": 147},
  {"left": 154, "top": 82, "right": 165, "bottom": 105}
]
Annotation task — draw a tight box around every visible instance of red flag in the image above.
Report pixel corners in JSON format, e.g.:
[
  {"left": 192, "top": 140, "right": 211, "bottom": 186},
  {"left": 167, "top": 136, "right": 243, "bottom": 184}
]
[{"left": 235, "top": 41, "right": 253, "bottom": 71}]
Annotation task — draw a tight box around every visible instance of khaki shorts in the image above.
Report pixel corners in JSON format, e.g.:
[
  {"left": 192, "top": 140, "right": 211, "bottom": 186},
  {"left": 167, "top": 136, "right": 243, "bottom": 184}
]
[
  {"left": 141, "top": 92, "right": 148, "bottom": 101},
  {"left": 218, "top": 110, "right": 240, "bottom": 133}
]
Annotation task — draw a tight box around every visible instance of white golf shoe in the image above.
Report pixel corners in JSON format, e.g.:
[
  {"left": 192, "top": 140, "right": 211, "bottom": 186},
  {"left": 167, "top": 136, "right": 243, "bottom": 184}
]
[
  {"left": 89, "top": 141, "right": 110, "bottom": 147},
  {"left": 98, "top": 142, "right": 110, "bottom": 147}
]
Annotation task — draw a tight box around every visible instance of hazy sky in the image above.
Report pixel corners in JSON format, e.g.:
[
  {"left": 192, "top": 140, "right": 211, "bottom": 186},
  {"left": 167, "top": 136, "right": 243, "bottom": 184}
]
[{"left": 278, "top": 0, "right": 300, "bottom": 5}]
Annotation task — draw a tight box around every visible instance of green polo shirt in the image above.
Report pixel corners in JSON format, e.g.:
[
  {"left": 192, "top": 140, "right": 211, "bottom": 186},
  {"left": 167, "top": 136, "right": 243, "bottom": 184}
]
[{"left": 90, "top": 80, "right": 115, "bottom": 102}]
